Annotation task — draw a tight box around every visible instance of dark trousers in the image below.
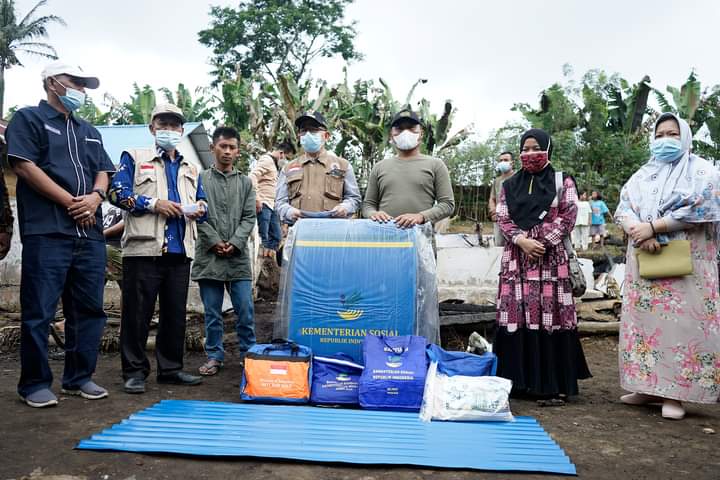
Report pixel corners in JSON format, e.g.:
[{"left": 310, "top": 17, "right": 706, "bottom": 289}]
[
  {"left": 18, "top": 235, "right": 107, "bottom": 397},
  {"left": 120, "top": 255, "right": 190, "bottom": 380},
  {"left": 257, "top": 204, "right": 281, "bottom": 250}
]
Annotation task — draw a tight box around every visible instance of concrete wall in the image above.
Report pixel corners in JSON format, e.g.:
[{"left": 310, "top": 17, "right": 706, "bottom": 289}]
[{"left": 436, "top": 234, "right": 502, "bottom": 304}]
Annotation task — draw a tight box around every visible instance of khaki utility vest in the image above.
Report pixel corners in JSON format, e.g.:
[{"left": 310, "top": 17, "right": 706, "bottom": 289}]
[
  {"left": 284, "top": 151, "right": 349, "bottom": 212},
  {"left": 121, "top": 148, "right": 199, "bottom": 259}
]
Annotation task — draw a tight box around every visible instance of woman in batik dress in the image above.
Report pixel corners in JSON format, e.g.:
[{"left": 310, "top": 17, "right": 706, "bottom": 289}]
[
  {"left": 495, "top": 128, "right": 591, "bottom": 403},
  {"left": 616, "top": 113, "right": 720, "bottom": 419}
]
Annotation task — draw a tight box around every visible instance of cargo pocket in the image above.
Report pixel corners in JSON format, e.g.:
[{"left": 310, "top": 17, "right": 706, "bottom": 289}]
[
  {"left": 324, "top": 171, "right": 344, "bottom": 201},
  {"left": 287, "top": 171, "right": 304, "bottom": 205}
]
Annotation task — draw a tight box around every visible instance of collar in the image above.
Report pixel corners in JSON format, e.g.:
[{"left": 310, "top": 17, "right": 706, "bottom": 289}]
[
  {"left": 39, "top": 100, "right": 78, "bottom": 123},
  {"left": 157, "top": 146, "right": 184, "bottom": 164},
  {"left": 301, "top": 151, "right": 328, "bottom": 166},
  {"left": 212, "top": 164, "right": 238, "bottom": 176}
]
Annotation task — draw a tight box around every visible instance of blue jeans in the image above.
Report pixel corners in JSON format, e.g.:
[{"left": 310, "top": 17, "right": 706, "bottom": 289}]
[
  {"left": 198, "top": 279, "right": 255, "bottom": 361},
  {"left": 257, "top": 204, "right": 281, "bottom": 250},
  {"left": 18, "top": 235, "right": 107, "bottom": 397}
]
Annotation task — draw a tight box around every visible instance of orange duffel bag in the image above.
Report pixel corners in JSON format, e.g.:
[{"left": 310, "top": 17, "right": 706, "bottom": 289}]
[{"left": 240, "top": 339, "right": 312, "bottom": 403}]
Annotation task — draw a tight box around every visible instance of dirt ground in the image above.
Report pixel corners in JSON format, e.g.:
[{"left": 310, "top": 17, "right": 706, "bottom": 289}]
[{"left": 1, "top": 303, "right": 718, "bottom": 480}]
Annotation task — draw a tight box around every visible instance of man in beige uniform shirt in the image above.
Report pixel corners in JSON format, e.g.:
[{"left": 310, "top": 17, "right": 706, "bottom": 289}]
[
  {"left": 248, "top": 141, "right": 295, "bottom": 254},
  {"left": 362, "top": 108, "right": 455, "bottom": 228},
  {"left": 275, "top": 111, "right": 360, "bottom": 223}
]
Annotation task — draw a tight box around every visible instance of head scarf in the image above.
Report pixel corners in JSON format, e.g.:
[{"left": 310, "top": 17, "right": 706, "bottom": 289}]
[
  {"left": 615, "top": 113, "right": 720, "bottom": 225},
  {"left": 503, "top": 128, "right": 558, "bottom": 230}
]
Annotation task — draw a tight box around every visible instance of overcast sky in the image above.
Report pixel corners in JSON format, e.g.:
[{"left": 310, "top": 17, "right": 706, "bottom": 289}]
[{"left": 5, "top": 0, "right": 720, "bottom": 137}]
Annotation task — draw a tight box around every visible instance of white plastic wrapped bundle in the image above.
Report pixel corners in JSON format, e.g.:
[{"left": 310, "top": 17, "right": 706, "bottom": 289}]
[{"left": 420, "top": 362, "right": 514, "bottom": 422}]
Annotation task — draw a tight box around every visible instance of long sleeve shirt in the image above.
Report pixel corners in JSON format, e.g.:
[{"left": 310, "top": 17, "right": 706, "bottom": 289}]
[
  {"left": 275, "top": 158, "right": 361, "bottom": 223},
  {"left": 361, "top": 154, "right": 455, "bottom": 223},
  {"left": 248, "top": 153, "right": 278, "bottom": 209},
  {"left": 110, "top": 147, "right": 207, "bottom": 255}
]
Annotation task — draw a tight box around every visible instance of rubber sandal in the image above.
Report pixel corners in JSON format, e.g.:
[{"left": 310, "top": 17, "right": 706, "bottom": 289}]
[{"left": 199, "top": 359, "right": 223, "bottom": 376}]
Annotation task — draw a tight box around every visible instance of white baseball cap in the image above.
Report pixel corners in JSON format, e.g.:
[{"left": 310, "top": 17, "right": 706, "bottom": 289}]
[{"left": 41, "top": 61, "right": 100, "bottom": 89}]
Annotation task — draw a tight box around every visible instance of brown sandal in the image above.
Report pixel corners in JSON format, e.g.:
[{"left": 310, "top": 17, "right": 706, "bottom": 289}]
[{"left": 198, "top": 359, "right": 223, "bottom": 376}]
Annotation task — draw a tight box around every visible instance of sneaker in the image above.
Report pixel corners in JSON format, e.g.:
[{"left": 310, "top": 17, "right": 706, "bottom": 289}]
[
  {"left": 61, "top": 381, "right": 109, "bottom": 400},
  {"left": 21, "top": 388, "right": 59, "bottom": 408}
]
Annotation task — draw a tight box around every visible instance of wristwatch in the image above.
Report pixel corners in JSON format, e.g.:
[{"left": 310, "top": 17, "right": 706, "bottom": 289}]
[{"left": 92, "top": 188, "right": 107, "bottom": 201}]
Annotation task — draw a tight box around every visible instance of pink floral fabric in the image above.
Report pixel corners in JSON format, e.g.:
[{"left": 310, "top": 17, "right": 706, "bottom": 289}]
[
  {"left": 496, "top": 175, "right": 578, "bottom": 332},
  {"left": 620, "top": 224, "right": 720, "bottom": 403}
]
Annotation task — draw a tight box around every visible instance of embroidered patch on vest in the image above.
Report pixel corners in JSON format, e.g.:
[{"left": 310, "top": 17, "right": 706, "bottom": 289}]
[{"left": 140, "top": 164, "right": 155, "bottom": 170}]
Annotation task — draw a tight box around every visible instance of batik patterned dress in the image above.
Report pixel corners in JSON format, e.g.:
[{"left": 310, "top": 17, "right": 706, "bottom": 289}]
[{"left": 494, "top": 175, "right": 591, "bottom": 396}]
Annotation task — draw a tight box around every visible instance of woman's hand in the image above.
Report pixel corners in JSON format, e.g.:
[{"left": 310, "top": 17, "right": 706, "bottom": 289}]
[
  {"left": 638, "top": 238, "right": 662, "bottom": 253},
  {"left": 628, "top": 222, "right": 655, "bottom": 244},
  {"left": 518, "top": 236, "right": 546, "bottom": 260}
]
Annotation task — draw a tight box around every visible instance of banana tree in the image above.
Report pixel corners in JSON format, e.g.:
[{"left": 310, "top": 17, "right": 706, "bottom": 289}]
[
  {"left": 654, "top": 71, "right": 703, "bottom": 132},
  {"left": 159, "top": 83, "right": 214, "bottom": 122},
  {"left": 606, "top": 75, "right": 651, "bottom": 134}
]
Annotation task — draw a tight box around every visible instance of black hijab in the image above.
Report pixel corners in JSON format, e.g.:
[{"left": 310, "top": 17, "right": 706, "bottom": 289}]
[{"left": 503, "top": 128, "right": 557, "bottom": 231}]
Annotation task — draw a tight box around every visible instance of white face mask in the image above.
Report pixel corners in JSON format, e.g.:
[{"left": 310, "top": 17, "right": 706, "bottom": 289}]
[{"left": 393, "top": 130, "right": 421, "bottom": 151}]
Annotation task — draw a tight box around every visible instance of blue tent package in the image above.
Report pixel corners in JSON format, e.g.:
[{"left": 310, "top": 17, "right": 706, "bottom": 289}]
[
  {"left": 359, "top": 334, "right": 428, "bottom": 411},
  {"left": 426, "top": 344, "right": 497, "bottom": 376},
  {"left": 275, "top": 219, "right": 439, "bottom": 363},
  {"left": 311, "top": 353, "right": 364, "bottom": 405}
]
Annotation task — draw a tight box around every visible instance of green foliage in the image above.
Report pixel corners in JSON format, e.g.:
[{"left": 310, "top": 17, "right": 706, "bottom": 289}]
[
  {"left": 159, "top": 83, "right": 214, "bottom": 122},
  {"left": 0, "top": 0, "right": 65, "bottom": 116},
  {"left": 198, "top": 0, "right": 362, "bottom": 84}
]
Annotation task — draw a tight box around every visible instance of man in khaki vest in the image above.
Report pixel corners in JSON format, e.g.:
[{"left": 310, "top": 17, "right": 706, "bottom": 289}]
[
  {"left": 275, "top": 111, "right": 360, "bottom": 223},
  {"left": 109, "top": 103, "right": 207, "bottom": 394}
]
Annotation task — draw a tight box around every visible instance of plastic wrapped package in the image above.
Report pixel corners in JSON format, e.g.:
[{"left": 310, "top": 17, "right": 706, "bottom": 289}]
[
  {"left": 420, "top": 345, "right": 513, "bottom": 422},
  {"left": 276, "top": 219, "right": 439, "bottom": 363}
]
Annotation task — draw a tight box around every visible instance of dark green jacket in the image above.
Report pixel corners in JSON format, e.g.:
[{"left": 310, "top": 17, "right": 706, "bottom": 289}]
[{"left": 191, "top": 166, "right": 256, "bottom": 281}]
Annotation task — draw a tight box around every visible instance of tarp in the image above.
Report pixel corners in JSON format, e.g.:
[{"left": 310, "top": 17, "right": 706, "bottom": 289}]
[{"left": 276, "top": 219, "right": 439, "bottom": 362}]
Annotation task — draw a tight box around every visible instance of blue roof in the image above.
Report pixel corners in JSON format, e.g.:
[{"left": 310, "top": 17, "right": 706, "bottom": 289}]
[{"left": 95, "top": 122, "right": 212, "bottom": 168}]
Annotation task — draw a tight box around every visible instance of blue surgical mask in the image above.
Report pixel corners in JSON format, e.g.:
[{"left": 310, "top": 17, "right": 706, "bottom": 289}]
[
  {"left": 651, "top": 137, "right": 684, "bottom": 163},
  {"left": 53, "top": 78, "right": 86, "bottom": 112},
  {"left": 301, "top": 131, "right": 325, "bottom": 153},
  {"left": 497, "top": 161, "right": 512, "bottom": 173},
  {"left": 155, "top": 130, "right": 182, "bottom": 151}
]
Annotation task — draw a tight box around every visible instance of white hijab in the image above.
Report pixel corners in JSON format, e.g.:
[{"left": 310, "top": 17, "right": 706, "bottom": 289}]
[{"left": 616, "top": 113, "right": 720, "bottom": 224}]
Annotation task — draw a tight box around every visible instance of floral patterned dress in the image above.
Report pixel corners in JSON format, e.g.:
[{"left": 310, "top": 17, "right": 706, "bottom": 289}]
[
  {"left": 620, "top": 225, "right": 720, "bottom": 403},
  {"left": 495, "top": 175, "right": 591, "bottom": 396}
]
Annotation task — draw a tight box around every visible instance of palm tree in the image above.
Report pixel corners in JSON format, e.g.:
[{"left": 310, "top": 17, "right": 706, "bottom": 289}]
[{"left": 0, "top": 0, "right": 65, "bottom": 117}]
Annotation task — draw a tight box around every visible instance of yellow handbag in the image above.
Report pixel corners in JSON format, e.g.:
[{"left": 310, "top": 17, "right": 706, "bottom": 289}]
[{"left": 636, "top": 240, "right": 693, "bottom": 279}]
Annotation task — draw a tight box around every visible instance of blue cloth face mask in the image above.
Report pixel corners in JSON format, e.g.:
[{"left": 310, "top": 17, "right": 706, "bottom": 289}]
[
  {"left": 300, "top": 131, "right": 325, "bottom": 153},
  {"left": 53, "top": 78, "right": 86, "bottom": 112},
  {"left": 155, "top": 130, "right": 182, "bottom": 151},
  {"left": 651, "top": 137, "right": 684, "bottom": 163}
]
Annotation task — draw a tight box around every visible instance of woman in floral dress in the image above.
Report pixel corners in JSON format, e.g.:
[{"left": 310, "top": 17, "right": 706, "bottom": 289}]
[
  {"left": 616, "top": 113, "right": 720, "bottom": 419},
  {"left": 495, "top": 128, "right": 591, "bottom": 402}
]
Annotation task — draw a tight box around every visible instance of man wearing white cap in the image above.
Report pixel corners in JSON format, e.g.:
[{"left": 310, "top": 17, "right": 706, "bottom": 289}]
[
  {"left": 109, "top": 103, "right": 207, "bottom": 393},
  {"left": 6, "top": 61, "right": 114, "bottom": 407}
]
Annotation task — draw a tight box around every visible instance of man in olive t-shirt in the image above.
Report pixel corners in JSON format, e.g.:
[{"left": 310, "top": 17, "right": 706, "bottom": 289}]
[{"left": 362, "top": 108, "right": 455, "bottom": 228}]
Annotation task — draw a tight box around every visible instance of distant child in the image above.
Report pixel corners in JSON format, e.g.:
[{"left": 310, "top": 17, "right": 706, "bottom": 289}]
[{"left": 590, "top": 191, "right": 610, "bottom": 248}]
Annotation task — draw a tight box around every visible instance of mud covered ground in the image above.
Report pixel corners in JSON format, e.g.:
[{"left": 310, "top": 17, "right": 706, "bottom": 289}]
[{"left": 1, "top": 303, "right": 718, "bottom": 480}]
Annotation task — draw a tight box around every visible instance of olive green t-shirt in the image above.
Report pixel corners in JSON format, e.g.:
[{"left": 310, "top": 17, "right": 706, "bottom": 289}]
[{"left": 361, "top": 154, "right": 455, "bottom": 223}]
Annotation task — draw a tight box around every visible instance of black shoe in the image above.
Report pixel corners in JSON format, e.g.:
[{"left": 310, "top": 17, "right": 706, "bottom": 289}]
[
  {"left": 124, "top": 377, "right": 146, "bottom": 394},
  {"left": 157, "top": 371, "right": 203, "bottom": 386}
]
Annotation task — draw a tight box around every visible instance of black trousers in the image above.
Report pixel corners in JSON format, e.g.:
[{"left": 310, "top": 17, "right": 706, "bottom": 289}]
[{"left": 120, "top": 255, "right": 191, "bottom": 380}]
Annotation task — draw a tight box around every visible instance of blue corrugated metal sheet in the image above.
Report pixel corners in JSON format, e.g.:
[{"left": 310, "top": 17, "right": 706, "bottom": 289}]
[{"left": 77, "top": 400, "right": 576, "bottom": 475}]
